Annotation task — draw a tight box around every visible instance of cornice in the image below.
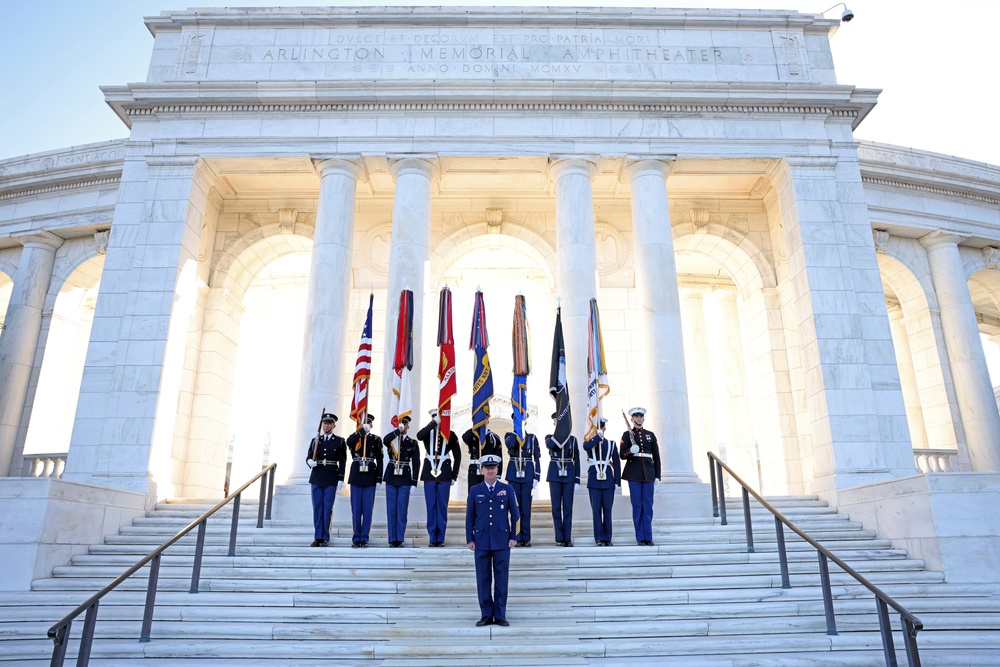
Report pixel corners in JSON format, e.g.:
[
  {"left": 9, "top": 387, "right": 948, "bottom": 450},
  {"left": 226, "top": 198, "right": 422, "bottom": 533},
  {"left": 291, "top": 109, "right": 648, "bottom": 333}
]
[
  {"left": 862, "top": 175, "right": 1000, "bottom": 207},
  {"left": 145, "top": 7, "right": 837, "bottom": 35},
  {"left": 858, "top": 141, "right": 1000, "bottom": 205},
  {"left": 0, "top": 176, "right": 121, "bottom": 202}
]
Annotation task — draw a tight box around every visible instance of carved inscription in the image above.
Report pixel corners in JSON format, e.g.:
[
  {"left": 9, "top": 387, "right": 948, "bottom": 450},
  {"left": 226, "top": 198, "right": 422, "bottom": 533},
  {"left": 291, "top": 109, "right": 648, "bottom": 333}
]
[{"left": 201, "top": 27, "right": 771, "bottom": 82}]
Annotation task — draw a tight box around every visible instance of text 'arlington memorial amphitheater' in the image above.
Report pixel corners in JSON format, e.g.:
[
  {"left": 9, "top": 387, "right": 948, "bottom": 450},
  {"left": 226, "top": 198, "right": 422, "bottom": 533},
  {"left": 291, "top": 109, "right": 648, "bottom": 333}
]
[{"left": 2, "top": 5, "right": 1000, "bottom": 665}]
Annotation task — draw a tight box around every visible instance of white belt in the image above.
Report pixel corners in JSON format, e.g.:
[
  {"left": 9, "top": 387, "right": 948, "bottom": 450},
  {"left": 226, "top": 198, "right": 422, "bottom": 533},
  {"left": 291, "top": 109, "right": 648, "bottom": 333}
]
[
  {"left": 633, "top": 453, "right": 653, "bottom": 459},
  {"left": 588, "top": 459, "right": 613, "bottom": 468},
  {"left": 425, "top": 453, "right": 452, "bottom": 462}
]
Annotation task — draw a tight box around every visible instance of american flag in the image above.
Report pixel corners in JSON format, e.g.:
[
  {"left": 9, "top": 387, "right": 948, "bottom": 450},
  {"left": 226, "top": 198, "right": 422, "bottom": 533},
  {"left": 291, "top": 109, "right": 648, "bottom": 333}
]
[{"left": 350, "top": 293, "right": 374, "bottom": 429}]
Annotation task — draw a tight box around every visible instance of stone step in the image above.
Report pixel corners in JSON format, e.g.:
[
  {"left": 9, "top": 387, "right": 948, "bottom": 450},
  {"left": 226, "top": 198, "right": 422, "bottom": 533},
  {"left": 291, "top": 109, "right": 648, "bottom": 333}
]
[
  {"left": 48, "top": 556, "right": 929, "bottom": 583},
  {"left": 6, "top": 630, "right": 1000, "bottom": 663}
]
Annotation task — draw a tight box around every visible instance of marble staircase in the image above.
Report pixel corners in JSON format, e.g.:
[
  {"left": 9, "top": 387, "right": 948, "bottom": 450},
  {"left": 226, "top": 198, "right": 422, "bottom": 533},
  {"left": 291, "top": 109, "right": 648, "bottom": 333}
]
[{"left": 2, "top": 494, "right": 1000, "bottom": 666}]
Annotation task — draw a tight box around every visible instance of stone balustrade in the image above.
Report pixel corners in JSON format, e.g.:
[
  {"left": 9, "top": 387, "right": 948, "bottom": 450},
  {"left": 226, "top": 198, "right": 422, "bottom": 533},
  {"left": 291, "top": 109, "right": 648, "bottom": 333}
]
[
  {"left": 20, "top": 454, "right": 66, "bottom": 480},
  {"left": 914, "top": 448, "right": 959, "bottom": 473}
]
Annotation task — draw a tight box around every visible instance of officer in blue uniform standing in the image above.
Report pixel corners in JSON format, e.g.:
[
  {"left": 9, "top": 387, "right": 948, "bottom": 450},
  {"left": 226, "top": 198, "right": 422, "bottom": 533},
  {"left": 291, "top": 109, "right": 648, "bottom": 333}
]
[
  {"left": 583, "top": 417, "right": 621, "bottom": 546},
  {"left": 545, "top": 412, "right": 581, "bottom": 547},
  {"left": 305, "top": 413, "right": 346, "bottom": 547},
  {"left": 504, "top": 414, "right": 541, "bottom": 547},
  {"left": 466, "top": 454, "right": 520, "bottom": 627},
  {"left": 417, "top": 409, "right": 462, "bottom": 547},
  {"left": 382, "top": 415, "right": 419, "bottom": 547},
  {"left": 346, "top": 413, "right": 384, "bottom": 548},
  {"left": 620, "top": 407, "right": 661, "bottom": 545}
]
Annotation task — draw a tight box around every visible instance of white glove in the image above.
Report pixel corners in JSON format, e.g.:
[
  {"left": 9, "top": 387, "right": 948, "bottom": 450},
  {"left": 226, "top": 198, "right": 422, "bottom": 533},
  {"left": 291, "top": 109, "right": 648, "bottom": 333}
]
[
  {"left": 337, "top": 481, "right": 344, "bottom": 491},
  {"left": 363, "top": 423, "right": 371, "bottom": 433},
  {"left": 575, "top": 483, "right": 580, "bottom": 492},
  {"left": 597, "top": 429, "right": 604, "bottom": 438},
  {"left": 307, "top": 459, "right": 317, "bottom": 468},
  {"left": 532, "top": 480, "right": 538, "bottom": 490},
  {"left": 630, "top": 444, "right": 640, "bottom": 455},
  {"left": 376, "top": 483, "right": 382, "bottom": 490}
]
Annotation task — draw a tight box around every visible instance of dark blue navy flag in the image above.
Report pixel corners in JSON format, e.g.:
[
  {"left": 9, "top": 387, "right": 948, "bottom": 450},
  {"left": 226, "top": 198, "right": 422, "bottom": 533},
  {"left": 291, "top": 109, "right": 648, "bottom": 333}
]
[
  {"left": 549, "top": 306, "right": 572, "bottom": 445},
  {"left": 470, "top": 290, "right": 493, "bottom": 444}
]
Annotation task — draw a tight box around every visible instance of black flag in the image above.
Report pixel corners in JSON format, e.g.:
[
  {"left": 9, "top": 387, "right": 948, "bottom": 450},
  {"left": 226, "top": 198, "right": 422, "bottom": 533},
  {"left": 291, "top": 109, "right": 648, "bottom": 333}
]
[{"left": 549, "top": 306, "right": 572, "bottom": 445}]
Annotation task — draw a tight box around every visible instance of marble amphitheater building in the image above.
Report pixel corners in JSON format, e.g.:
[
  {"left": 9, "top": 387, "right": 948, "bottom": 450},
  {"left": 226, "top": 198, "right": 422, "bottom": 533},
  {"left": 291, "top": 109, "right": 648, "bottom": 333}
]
[{"left": 1, "top": 5, "right": 999, "bottom": 592}]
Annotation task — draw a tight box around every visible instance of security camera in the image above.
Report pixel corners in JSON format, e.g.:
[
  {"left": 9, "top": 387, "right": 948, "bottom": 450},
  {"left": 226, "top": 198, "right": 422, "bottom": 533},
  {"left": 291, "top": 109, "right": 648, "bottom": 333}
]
[{"left": 841, "top": 7, "right": 854, "bottom": 22}]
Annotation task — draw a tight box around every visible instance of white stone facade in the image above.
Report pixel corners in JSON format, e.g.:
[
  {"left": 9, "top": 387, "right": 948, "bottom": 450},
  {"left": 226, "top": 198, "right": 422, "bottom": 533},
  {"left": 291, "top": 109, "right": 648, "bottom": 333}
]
[{"left": 2, "top": 6, "right": 1000, "bottom": 585}]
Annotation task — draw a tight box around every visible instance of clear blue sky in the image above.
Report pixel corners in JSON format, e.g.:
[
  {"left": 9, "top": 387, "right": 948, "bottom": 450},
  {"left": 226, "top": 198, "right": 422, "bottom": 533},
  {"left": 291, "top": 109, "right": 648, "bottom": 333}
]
[{"left": 1, "top": 0, "right": 997, "bottom": 166}]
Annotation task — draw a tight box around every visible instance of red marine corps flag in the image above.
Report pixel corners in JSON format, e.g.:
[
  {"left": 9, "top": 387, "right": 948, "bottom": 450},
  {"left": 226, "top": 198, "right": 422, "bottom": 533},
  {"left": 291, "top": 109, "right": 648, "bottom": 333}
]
[
  {"left": 389, "top": 290, "right": 414, "bottom": 429},
  {"left": 437, "top": 286, "right": 457, "bottom": 441},
  {"left": 349, "top": 293, "right": 374, "bottom": 429}
]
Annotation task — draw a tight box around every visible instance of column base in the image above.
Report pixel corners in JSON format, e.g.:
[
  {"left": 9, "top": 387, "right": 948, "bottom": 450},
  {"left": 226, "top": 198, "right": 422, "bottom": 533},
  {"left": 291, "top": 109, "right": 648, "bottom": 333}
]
[{"left": 654, "top": 479, "right": 712, "bottom": 519}]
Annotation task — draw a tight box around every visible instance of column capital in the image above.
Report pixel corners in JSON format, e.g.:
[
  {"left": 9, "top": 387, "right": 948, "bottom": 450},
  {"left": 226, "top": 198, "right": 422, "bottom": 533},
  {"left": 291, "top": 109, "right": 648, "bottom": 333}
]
[
  {"left": 547, "top": 155, "right": 599, "bottom": 182},
  {"left": 620, "top": 155, "right": 676, "bottom": 183},
  {"left": 919, "top": 229, "right": 970, "bottom": 251},
  {"left": 387, "top": 154, "right": 440, "bottom": 182},
  {"left": 16, "top": 229, "right": 64, "bottom": 252},
  {"left": 312, "top": 156, "right": 366, "bottom": 182}
]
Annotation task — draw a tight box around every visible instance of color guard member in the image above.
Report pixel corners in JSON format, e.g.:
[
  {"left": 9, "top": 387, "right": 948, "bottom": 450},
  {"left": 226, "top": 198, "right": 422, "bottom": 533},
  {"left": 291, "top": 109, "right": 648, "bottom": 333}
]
[
  {"left": 346, "top": 413, "right": 384, "bottom": 548},
  {"left": 463, "top": 417, "right": 504, "bottom": 488},
  {"left": 620, "top": 407, "right": 661, "bottom": 545},
  {"left": 504, "top": 415, "right": 541, "bottom": 547},
  {"left": 583, "top": 417, "right": 621, "bottom": 546},
  {"left": 466, "top": 454, "right": 520, "bottom": 627},
  {"left": 382, "top": 415, "right": 419, "bottom": 547},
  {"left": 305, "top": 413, "right": 345, "bottom": 547},
  {"left": 417, "top": 409, "right": 463, "bottom": 546},
  {"left": 545, "top": 412, "right": 581, "bottom": 547}
]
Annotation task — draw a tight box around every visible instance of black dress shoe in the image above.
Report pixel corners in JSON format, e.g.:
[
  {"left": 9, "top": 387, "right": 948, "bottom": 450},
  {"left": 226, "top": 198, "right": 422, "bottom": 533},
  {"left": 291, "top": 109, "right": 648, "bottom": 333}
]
[
  {"left": 524, "top": 541, "right": 531, "bottom": 547},
  {"left": 311, "top": 539, "right": 321, "bottom": 547},
  {"left": 606, "top": 541, "right": 614, "bottom": 547},
  {"left": 476, "top": 616, "right": 492, "bottom": 627},
  {"left": 564, "top": 541, "right": 573, "bottom": 547},
  {"left": 352, "top": 542, "right": 361, "bottom": 548},
  {"left": 320, "top": 540, "right": 329, "bottom": 547},
  {"left": 494, "top": 618, "right": 510, "bottom": 627}
]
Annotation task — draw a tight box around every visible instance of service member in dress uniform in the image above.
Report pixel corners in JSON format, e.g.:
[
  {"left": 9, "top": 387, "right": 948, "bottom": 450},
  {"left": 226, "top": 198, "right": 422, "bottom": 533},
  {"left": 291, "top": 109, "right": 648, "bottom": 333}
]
[
  {"left": 462, "top": 417, "right": 504, "bottom": 488},
  {"left": 465, "top": 454, "right": 520, "bottom": 627},
  {"left": 584, "top": 417, "right": 622, "bottom": 546},
  {"left": 346, "top": 413, "right": 384, "bottom": 548},
  {"left": 382, "top": 415, "right": 420, "bottom": 547},
  {"left": 620, "top": 407, "right": 662, "bottom": 545},
  {"left": 545, "top": 412, "right": 581, "bottom": 547},
  {"left": 306, "top": 413, "right": 346, "bottom": 547},
  {"left": 417, "top": 409, "right": 463, "bottom": 546},
  {"left": 504, "top": 415, "right": 541, "bottom": 547}
]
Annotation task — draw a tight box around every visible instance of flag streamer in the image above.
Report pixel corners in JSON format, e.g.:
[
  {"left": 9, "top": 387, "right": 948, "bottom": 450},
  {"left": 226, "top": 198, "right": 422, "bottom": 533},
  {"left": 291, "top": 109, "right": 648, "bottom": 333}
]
[
  {"left": 549, "top": 305, "right": 572, "bottom": 446},
  {"left": 436, "top": 287, "right": 457, "bottom": 442},
  {"left": 389, "top": 290, "right": 414, "bottom": 435},
  {"left": 586, "top": 297, "right": 611, "bottom": 441},
  {"left": 511, "top": 294, "right": 530, "bottom": 447},
  {"left": 470, "top": 290, "right": 494, "bottom": 444},
  {"left": 350, "top": 294, "right": 375, "bottom": 429}
]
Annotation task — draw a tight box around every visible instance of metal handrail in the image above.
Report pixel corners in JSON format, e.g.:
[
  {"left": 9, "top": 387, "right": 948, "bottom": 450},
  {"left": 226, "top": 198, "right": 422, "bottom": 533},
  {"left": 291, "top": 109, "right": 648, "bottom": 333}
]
[
  {"left": 46, "top": 463, "right": 277, "bottom": 667},
  {"left": 708, "top": 452, "right": 922, "bottom": 667}
]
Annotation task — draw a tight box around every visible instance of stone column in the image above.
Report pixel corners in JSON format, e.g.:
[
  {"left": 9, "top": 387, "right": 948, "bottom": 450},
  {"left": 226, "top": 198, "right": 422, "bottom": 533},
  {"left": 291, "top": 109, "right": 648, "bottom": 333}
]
[
  {"left": 680, "top": 286, "right": 716, "bottom": 478},
  {"left": 289, "top": 158, "right": 366, "bottom": 484},
  {"left": 920, "top": 230, "right": 1000, "bottom": 470},
  {"left": 708, "top": 287, "right": 757, "bottom": 486},
  {"left": 622, "top": 157, "right": 697, "bottom": 483},
  {"left": 548, "top": 157, "right": 599, "bottom": 438},
  {"left": 381, "top": 156, "right": 438, "bottom": 429},
  {"left": 0, "top": 231, "right": 63, "bottom": 476},
  {"left": 886, "top": 304, "right": 930, "bottom": 451}
]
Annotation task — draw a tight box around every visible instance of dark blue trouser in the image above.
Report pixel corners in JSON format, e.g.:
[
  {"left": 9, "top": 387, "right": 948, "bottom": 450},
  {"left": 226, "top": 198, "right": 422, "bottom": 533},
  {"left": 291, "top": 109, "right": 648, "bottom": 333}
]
[
  {"left": 589, "top": 486, "right": 614, "bottom": 543},
  {"left": 385, "top": 483, "right": 412, "bottom": 543},
  {"left": 350, "top": 484, "right": 376, "bottom": 544},
  {"left": 509, "top": 479, "right": 533, "bottom": 542},
  {"left": 311, "top": 484, "right": 337, "bottom": 541},
  {"left": 628, "top": 480, "right": 655, "bottom": 543},
  {"left": 475, "top": 547, "right": 511, "bottom": 620},
  {"left": 424, "top": 481, "right": 451, "bottom": 543},
  {"left": 549, "top": 481, "right": 574, "bottom": 543}
]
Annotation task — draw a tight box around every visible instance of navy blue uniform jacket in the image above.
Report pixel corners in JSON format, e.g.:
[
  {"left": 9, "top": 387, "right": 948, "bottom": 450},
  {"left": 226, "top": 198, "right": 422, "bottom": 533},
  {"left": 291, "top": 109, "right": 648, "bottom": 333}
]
[{"left": 465, "top": 480, "right": 521, "bottom": 550}]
